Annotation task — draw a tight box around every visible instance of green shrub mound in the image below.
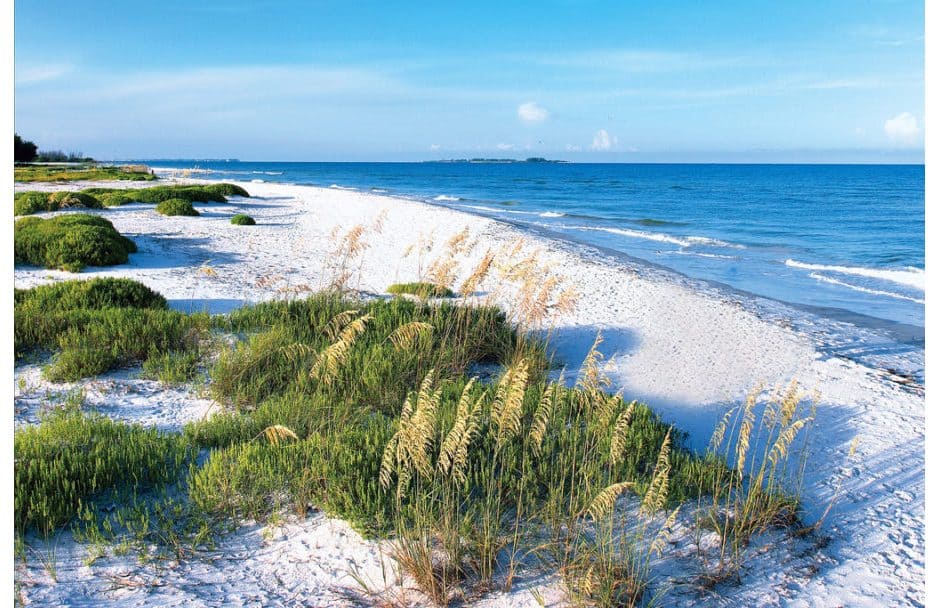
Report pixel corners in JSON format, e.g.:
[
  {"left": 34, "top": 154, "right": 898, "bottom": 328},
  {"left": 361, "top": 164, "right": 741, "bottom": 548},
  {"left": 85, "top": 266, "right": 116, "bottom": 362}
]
[
  {"left": 96, "top": 192, "right": 135, "bottom": 207},
  {"left": 208, "top": 183, "right": 250, "bottom": 197},
  {"left": 14, "top": 165, "right": 157, "bottom": 183},
  {"left": 14, "top": 214, "right": 137, "bottom": 272},
  {"left": 184, "top": 292, "right": 734, "bottom": 605},
  {"left": 388, "top": 282, "right": 456, "bottom": 298},
  {"left": 14, "top": 407, "right": 190, "bottom": 534},
  {"left": 14, "top": 279, "right": 206, "bottom": 380},
  {"left": 230, "top": 214, "right": 256, "bottom": 226},
  {"left": 14, "top": 278, "right": 167, "bottom": 311},
  {"left": 156, "top": 198, "right": 199, "bottom": 217},
  {"left": 81, "top": 184, "right": 242, "bottom": 205},
  {"left": 14, "top": 191, "right": 103, "bottom": 215}
]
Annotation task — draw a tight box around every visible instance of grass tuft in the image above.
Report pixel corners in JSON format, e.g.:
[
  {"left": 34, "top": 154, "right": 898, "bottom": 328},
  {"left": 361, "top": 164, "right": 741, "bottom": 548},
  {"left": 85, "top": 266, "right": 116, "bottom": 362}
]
[
  {"left": 15, "top": 405, "right": 191, "bottom": 535},
  {"left": 230, "top": 214, "right": 256, "bottom": 226},
  {"left": 156, "top": 198, "right": 200, "bottom": 217},
  {"left": 388, "top": 282, "right": 456, "bottom": 299},
  {"left": 14, "top": 214, "right": 137, "bottom": 272}
]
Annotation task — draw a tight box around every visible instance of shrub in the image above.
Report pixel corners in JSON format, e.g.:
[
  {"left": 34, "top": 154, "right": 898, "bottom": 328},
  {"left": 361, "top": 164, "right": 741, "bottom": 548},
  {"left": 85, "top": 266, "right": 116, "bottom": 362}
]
[
  {"left": 14, "top": 278, "right": 167, "bottom": 311},
  {"left": 388, "top": 282, "right": 456, "bottom": 298},
  {"left": 96, "top": 192, "right": 135, "bottom": 207},
  {"left": 156, "top": 198, "right": 199, "bottom": 217},
  {"left": 230, "top": 214, "right": 256, "bottom": 226},
  {"left": 207, "top": 183, "right": 250, "bottom": 197},
  {"left": 14, "top": 214, "right": 137, "bottom": 272},
  {"left": 14, "top": 407, "right": 191, "bottom": 535},
  {"left": 49, "top": 191, "right": 102, "bottom": 209},
  {"left": 13, "top": 192, "right": 51, "bottom": 215},
  {"left": 14, "top": 165, "right": 156, "bottom": 183},
  {"left": 14, "top": 190, "right": 102, "bottom": 215},
  {"left": 40, "top": 309, "right": 206, "bottom": 382}
]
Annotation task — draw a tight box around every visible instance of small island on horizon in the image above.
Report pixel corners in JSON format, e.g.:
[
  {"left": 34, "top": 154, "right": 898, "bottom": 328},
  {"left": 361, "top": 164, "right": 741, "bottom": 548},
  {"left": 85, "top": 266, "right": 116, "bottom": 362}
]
[{"left": 425, "top": 157, "right": 568, "bottom": 164}]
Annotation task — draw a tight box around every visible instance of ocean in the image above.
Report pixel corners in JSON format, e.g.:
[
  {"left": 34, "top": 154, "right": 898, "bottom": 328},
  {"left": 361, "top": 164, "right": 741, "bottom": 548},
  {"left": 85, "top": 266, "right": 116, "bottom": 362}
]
[{"left": 139, "top": 161, "right": 925, "bottom": 372}]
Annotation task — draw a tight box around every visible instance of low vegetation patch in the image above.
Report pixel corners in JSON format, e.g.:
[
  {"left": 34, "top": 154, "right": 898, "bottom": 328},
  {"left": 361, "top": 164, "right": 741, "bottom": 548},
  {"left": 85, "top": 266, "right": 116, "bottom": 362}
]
[
  {"left": 14, "top": 277, "right": 166, "bottom": 311},
  {"left": 230, "top": 214, "right": 256, "bottom": 226},
  {"left": 14, "top": 214, "right": 137, "bottom": 272},
  {"left": 14, "top": 164, "right": 157, "bottom": 183},
  {"left": 12, "top": 276, "right": 817, "bottom": 606},
  {"left": 156, "top": 198, "right": 200, "bottom": 217},
  {"left": 388, "top": 282, "right": 456, "bottom": 298},
  {"left": 14, "top": 278, "right": 208, "bottom": 382},
  {"left": 14, "top": 191, "right": 103, "bottom": 215},
  {"left": 81, "top": 184, "right": 242, "bottom": 205},
  {"left": 14, "top": 405, "right": 191, "bottom": 535},
  {"left": 207, "top": 183, "right": 250, "bottom": 197}
]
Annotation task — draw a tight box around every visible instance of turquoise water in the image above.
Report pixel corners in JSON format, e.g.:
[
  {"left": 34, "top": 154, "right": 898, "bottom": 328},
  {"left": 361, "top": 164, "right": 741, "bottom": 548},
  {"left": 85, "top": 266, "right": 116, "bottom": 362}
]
[{"left": 139, "top": 161, "right": 925, "bottom": 335}]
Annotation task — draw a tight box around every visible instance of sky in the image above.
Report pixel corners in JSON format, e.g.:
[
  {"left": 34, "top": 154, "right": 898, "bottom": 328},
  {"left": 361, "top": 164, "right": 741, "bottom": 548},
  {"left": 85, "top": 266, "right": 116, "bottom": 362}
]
[{"left": 13, "top": 0, "right": 925, "bottom": 162}]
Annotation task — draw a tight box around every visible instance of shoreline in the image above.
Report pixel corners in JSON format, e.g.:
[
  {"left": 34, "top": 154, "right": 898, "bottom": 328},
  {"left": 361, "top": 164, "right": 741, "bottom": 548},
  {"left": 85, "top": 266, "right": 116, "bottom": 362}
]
[{"left": 13, "top": 177, "right": 925, "bottom": 605}]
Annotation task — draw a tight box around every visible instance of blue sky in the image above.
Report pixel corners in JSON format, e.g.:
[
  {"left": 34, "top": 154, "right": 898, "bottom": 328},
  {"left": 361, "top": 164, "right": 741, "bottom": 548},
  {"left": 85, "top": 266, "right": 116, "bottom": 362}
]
[{"left": 14, "top": 0, "right": 924, "bottom": 162}]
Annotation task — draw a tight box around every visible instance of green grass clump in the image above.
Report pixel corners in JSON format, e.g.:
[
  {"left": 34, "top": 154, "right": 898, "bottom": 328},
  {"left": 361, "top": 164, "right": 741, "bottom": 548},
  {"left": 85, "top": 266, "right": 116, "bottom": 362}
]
[
  {"left": 230, "top": 214, "right": 256, "bottom": 226},
  {"left": 388, "top": 282, "right": 456, "bottom": 298},
  {"left": 14, "top": 191, "right": 102, "bottom": 215},
  {"left": 96, "top": 192, "right": 136, "bottom": 207},
  {"left": 156, "top": 198, "right": 199, "bottom": 217},
  {"left": 14, "top": 214, "right": 137, "bottom": 272},
  {"left": 15, "top": 406, "right": 191, "bottom": 535},
  {"left": 141, "top": 350, "right": 202, "bottom": 384},
  {"left": 14, "top": 164, "right": 157, "bottom": 183},
  {"left": 14, "top": 278, "right": 207, "bottom": 381},
  {"left": 14, "top": 278, "right": 166, "bottom": 311},
  {"left": 80, "top": 184, "right": 243, "bottom": 206},
  {"left": 207, "top": 183, "right": 250, "bottom": 197},
  {"left": 13, "top": 192, "right": 51, "bottom": 215}
]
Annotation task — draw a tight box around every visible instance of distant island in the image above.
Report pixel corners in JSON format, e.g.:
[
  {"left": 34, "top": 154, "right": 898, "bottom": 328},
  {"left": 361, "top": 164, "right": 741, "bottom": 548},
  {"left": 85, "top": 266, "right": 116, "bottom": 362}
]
[{"left": 426, "top": 157, "right": 567, "bottom": 164}]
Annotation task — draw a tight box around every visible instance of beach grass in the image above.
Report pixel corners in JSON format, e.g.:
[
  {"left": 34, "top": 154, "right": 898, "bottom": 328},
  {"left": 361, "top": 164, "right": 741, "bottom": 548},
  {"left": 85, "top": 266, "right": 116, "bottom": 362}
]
[
  {"left": 13, "top": 278, "right": 815, "bottom": 606},
  {"left": 15, "top": 403, "right": 191, "bottom": 536},
  {"left": 156, "top": 198, "right": 200, "bottom": 217},
  {"left": 14, "top": 164, "right": 157, "bottom": 183},
  {"left": 14, "top": 279, "right": 208, "bottom": 381},
  {"left": 81, "top": 184, "right": 235, "bottom": 205},
  {"left": 14, "top": 191, "right": 103, "bottom": 215},
  {"left": 388, "top": 282, "right": 456, "bottom": 298},
  {"left": 14, "top": 214, "right": 137, "bottom": 272},
  {"left": 230, "top": 214, "right": 256, "bottom": 225}
]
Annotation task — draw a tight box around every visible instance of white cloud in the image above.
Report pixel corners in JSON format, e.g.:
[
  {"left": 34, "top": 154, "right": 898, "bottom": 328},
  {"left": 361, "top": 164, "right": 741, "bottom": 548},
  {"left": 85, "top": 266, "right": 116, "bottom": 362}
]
[
  {"left": 884, "top": 112, "right": 920, "bottom": 144},
  {"left": 429, "top": 144, "right": 441, "bottom": 151},
  {"left": 496, "top": 143, "right": 514, "bottom": 151},
  {"left": 15, "top": 64, "right": 71, "bottom": 85},
  {"left": 518, "top": 102, "right": 549, "bottom": 123},
  {"left": 591, "top": 129, "right": 617, "bottom": 151},
  {"left": 565, "top": 144, "right": 582, "bottom": 152}
]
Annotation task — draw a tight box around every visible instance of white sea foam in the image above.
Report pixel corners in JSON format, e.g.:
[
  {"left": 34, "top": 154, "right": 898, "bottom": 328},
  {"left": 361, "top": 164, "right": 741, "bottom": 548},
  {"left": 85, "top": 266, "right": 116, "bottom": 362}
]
[
  {"left": 433, "top": 194, "right": 460, "bottom": 201},
  {"left": 674, "top": 250, "right": 738, "bottom": 260},
  {"left": 461, "top": 204, "right": 535, "bottom": 216},
  {"left": 685, "top": 235, "right": 745, "bottom": 249},
  {"left": 567, "top": 225, "right": 693, "bottom": 248},
  {"left": 809, "top": 273, "right": 925, "bottom": 304},
  {"left": 540, "top": 211, "right": 566, "bottom": 218},
  {"left": 329, "top": 184, "right": 357, "bottom": 191},
  {"left": 250, "top": 178, "right": 265, "bottom": 183},
  {"left": 786, "top": 259, "right": 925, "bottom": 291}
]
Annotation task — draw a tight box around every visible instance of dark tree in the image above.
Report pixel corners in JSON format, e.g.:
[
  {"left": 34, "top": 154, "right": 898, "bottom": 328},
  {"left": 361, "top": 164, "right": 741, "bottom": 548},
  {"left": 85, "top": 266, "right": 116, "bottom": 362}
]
[{"left": 14, "top": 134, "right": 38, "bottom": 163}]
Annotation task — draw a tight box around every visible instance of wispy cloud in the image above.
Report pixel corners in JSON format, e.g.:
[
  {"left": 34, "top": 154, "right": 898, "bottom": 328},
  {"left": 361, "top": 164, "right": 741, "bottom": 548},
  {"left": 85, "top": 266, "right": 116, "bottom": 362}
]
[{"left": 15, "top": 64, "right": 71, "bottom": 85}]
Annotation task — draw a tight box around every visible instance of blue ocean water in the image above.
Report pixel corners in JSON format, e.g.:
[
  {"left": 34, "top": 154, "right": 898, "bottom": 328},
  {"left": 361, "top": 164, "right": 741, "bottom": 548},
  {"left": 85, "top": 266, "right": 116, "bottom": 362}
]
[{"left": 140, "top": 161, "right": 925, "bottom": 337}]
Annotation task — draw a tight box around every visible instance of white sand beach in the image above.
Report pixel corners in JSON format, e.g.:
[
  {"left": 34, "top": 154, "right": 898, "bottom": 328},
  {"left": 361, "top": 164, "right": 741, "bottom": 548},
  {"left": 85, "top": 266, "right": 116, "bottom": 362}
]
[{"left": 13, "top": 177, "right": 924, "bottom": 607}]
